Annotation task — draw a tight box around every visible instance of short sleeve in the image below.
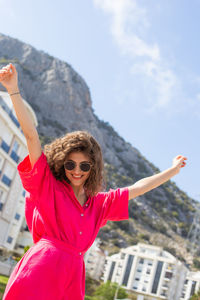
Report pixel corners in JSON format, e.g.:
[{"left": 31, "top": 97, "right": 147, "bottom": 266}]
[
  {"left": 100, "top": 187, "right": 129, "bottom": 227},
  {"left": 17, "top": 152, "right": 53, "bottom": 195}
]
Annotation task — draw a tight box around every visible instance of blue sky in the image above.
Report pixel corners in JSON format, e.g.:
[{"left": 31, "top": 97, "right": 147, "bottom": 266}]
[{"left": 0, "top": 0, "right": 199, "bottom": 200}]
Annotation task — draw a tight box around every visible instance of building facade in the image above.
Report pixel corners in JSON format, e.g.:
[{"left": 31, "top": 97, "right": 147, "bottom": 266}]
[
  {"left": 103, "top": 243, "right": 189, "bottom": 300},
  {"left": 84, "top": 238, "right": 106, "bottom": 280},
  {"left": 180, "top": 271, "right": 200, "bottom": 300},
  {"left": 0, "top": 91, "right": 37, "bottom": 255}
]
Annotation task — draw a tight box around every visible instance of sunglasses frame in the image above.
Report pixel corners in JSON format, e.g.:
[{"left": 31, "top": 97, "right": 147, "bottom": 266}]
[{"left": 64, "top": 160, "right": 92, "bottom": 172}]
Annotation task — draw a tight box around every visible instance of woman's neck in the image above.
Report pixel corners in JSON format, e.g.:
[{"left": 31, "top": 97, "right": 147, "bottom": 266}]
[{"left": 70, "top": 184, "right": 85, "bottom": 199}]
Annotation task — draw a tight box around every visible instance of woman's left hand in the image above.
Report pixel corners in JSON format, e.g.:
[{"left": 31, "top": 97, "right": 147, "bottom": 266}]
[{"left": 172, "top": 155, "right": 187, "bottom": 173}]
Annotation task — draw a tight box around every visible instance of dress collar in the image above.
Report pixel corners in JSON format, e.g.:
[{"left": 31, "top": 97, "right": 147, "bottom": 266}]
[{"left": 61, "top": 179, "right": 91, "bottom": 208}]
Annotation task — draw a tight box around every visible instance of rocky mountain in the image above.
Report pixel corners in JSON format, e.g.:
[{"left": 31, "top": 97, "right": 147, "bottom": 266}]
[{"left": 0, "top": 33, "right": 199, "bottom": 268}]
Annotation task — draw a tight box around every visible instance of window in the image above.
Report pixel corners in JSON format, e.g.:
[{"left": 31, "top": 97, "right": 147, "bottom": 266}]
[
  {"left": 0, "top": 189, "right": 6, "bottom": 207},
  {"left": 3, "top": 162, "right": 15, "bottom": 180},
  {"left": 12, "top": 140, "right": 19, "bottom": 152},
  {"left": 122, "top": 255, "right": 134, "bottom": 286},
  {"left": 139, "top": 258, "right": 144, "bottom": 264},
  {"left": 190, "top": 281, "right": 197, "bottom": 297},
  {"left": 165, "top": 271, "right": 173, "bottom": 279},
  {"left": 15, "top": 213, "right": 21, "bottom": 220},
  {"left": 24, "top": 225, "right": 29, "bottom": 231},
  {"left": 161, "top": 291, "right": 167, "bottom": 296},
  {"left": 10, "top": 151, "right": 19, "bottom": 163},
  {"left": 151, "top": 261, "right": 163, "bottom": 294},
  {"left": 10, "top": 140, "right": 20, "bottom": 163},
  {"left": 9, "top": 111, "right": 20, "bottom": 127},
  {"left": 7, "top": 236, "right": 13, "bottom": 244},
  {"left": 0, "top": 190, "right": 4, "bottom": 201},
  {"left": 181, "top": 292, "right": 185, "bottom": 298},
  {"left": 1, "top": 140, "right": 10, "bottom": 153},
  {"left": 0, "top": 155, "right": 3, "bottom": 169},
  {"left": 108, "top": 261, "right": 116, "bottom": 281},
  {"left": 2, "top": 174, "right": 12, "bottom": 186}
]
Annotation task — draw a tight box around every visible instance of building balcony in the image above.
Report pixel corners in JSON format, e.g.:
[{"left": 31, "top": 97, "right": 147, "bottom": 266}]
[
  {"left": 166, "top": 268, "right": 173, "bottom": 273},
  {"left": 160, "top": 294, "right": 167, "bottom": 299},
  {"left": 164, "top": 278, "right": 170, "bottom": 282},
  {"left": 162, "top": 285, "right": 169, "bottom": 290}
]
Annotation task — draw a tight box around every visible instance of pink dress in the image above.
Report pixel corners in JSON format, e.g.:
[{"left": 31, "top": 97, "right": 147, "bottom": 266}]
[{"left": 3, "top": 152, "right": 129, "bottom": 300}]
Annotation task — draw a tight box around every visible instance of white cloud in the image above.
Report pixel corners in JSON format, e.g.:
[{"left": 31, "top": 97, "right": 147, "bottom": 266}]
[{"left": 93, "top": 0, "right": 178, "bottom": 110}]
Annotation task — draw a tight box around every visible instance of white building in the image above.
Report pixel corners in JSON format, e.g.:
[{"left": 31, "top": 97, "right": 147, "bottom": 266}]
[
  {"left": 103, "top": 243, "right": 188, "bottom": 300},
  {"left": 180, "top": 271, "right": 200, "bottom": 300},
  {"left": 0, "top": 91, "right": 37, "bottom": 255},
  {"left": 84, "top": 238, "right": 106, "bottom": 280}
]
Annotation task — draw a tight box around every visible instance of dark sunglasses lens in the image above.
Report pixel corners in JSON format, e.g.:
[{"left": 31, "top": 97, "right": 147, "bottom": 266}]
[
  {"left": 80, "top": 163, "right": 91, "bottom": 172},
  {"left": 64, "top": 161, "right": 75, "bottom": 170}
]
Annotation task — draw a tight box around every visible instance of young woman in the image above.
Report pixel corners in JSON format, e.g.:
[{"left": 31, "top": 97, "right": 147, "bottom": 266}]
[{"left": 0, "top": 64, "right": 187, "bottom": 300}]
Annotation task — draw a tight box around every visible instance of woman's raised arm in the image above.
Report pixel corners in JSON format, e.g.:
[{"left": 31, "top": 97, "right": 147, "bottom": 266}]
[
  {"left": 127, "top": 155, "right": 187, "bottom": 200},
  {"left": 0, "top": 63, "right": 42, "bottom": 167}
]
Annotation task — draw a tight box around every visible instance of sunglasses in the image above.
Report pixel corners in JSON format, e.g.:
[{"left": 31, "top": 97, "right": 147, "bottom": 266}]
[{"left": 64, "top": 160, "right": 92, "bottom": 172}]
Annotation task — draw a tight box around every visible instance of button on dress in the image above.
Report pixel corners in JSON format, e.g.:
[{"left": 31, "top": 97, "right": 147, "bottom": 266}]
[{"left": 3, "top": 152, "right": 129, "bottom": 300}]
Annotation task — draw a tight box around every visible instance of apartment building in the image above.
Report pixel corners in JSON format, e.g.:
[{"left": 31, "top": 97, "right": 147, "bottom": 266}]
[
  {"left": 84, "top": 238, "right": 106, "bottom": 280},
  {"left": 0, "top": 91, "right": 37, "bottom": 254},
  {"left": 180, "top": 271, "right": 200, "bottom": 300},
  {"left": 103, "top": 243, "right": 188, "bottom": 300}
]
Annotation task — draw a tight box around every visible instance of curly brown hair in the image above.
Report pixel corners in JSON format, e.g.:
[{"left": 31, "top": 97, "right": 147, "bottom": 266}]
[{"left": 44, "top": 131, "right": 105, "bottom": 196}]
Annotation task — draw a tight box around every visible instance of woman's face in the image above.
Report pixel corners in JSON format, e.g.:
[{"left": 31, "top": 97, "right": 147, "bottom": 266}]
[{"left": 64, "top": 151, "right": 91, "bottom": 188}]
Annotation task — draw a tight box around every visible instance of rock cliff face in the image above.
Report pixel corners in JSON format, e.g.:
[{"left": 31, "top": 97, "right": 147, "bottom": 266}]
[{"left": 0, "top": 33, "right": 198, "bottom": 265}]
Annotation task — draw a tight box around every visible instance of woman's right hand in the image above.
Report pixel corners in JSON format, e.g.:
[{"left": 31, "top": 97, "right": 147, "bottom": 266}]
[{"left": 0, "top": 63, "right": 19, "bottom": 94}]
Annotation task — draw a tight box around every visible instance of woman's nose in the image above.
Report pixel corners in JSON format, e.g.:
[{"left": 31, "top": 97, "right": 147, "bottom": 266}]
[{"left": 74, "top": 164, "right": 81, "bottom": 173}]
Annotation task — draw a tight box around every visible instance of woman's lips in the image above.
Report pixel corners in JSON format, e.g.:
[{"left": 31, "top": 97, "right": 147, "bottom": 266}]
[{"left": 71, "top": 174, "right": 83, "bottom": 180}]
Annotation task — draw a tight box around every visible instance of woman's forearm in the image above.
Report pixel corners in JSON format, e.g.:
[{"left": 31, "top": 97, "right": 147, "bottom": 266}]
[
  {"left": 0, "top": 64, "right": 38, "bottom": 140},
  {"left": 8, "top": 89, "right": 37, "bottom": 140},
  {"left": 133, "top": 166, "right": 178, "bottom": 195},
  {"left": 128, "top": 165, "right": 180, "bottom": 199}
]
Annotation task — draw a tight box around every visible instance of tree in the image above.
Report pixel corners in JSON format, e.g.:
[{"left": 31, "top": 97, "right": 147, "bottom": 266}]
[{"left": 93, "top": 281, "right": 128, "bottom": 300}]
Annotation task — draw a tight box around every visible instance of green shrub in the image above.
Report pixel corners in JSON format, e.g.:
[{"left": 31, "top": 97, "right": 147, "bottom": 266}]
[
  {"left": 164, "top": 247, "right": 176, "bottom": 257},
  {"left": 190, "top": 289, "right": 200, "bottom": 299},
  {"left": 0, "top": 275, "right": 9, "bottom": 299},
  {"left": 193, "top": 258, "right": 200, "bottom": 270},
  {"left": 172, "top": 211, "right": 179, "bottom": 218},
  {"left": 138, "top": 233, "right": 150, "bottom": 241}
]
